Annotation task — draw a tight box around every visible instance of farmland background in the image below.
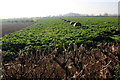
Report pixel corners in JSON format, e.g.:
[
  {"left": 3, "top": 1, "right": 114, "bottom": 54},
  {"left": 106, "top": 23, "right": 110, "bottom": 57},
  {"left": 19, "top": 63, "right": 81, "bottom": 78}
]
[
  {"left": 0, "top": 0, "right": 119, "bottom": 79},
  {"left": 1, "top": 16, "right": 120, "bottom": 79}
]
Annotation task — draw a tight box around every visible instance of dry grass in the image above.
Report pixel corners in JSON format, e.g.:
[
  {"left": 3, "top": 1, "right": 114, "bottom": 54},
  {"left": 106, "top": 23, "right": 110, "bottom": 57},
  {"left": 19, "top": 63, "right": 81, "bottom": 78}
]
[{"left": 1, "top": 42, "right": 120, "bottom": 79}]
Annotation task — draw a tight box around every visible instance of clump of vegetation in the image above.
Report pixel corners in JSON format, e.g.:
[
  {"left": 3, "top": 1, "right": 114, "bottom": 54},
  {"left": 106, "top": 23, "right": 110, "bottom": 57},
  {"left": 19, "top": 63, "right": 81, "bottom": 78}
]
[{"left": 1, "top": 42, "right": 120, "bottom": 79}]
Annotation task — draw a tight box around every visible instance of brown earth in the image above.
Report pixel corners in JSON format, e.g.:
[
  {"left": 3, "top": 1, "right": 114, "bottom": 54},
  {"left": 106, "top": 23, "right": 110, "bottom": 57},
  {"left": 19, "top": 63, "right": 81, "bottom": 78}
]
[
  {"left": 1, "top": 22, "right": 35, "bottom": 37},
  {"left": 2, "top": 42, "right": 120, "bottom": 79}
]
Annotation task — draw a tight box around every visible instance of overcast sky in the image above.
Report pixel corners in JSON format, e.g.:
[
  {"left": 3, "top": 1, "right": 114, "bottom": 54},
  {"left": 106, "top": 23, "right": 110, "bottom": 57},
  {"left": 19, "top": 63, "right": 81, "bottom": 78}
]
[{"left": 0, "top": 0, "right": 119, "bottom": 19}]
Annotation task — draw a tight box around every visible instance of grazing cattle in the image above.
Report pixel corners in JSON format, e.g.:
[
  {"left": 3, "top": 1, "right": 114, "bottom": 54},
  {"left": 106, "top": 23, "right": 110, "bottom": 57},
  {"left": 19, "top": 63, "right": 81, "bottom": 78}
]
[
  {"left": 73, "top": 22, "right": 82, "bottom": 26},
  {"left": 70, "top": 22, "right": 75, "bottom": 25}
]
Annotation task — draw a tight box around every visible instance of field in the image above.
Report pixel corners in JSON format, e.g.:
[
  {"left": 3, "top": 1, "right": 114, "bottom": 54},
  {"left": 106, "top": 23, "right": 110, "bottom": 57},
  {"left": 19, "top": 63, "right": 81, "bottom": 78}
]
[
  {"left": 1, "top": 17, "right": 120, "bottom": 79},
  {"left": 1, "top": 22, "right": 35, "bottom": 37}
]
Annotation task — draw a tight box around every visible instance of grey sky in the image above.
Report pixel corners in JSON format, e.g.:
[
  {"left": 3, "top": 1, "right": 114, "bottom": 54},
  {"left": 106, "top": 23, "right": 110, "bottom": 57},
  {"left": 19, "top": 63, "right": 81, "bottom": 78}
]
[{"left": 0, "top": 0, "right": 119, "bottom": 19}]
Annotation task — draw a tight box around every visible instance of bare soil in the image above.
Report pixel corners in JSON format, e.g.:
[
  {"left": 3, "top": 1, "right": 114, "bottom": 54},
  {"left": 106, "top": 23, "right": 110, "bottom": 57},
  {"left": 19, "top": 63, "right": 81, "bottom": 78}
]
[{"left": 1, "top": 22, "right": 35, "bottom": 37}]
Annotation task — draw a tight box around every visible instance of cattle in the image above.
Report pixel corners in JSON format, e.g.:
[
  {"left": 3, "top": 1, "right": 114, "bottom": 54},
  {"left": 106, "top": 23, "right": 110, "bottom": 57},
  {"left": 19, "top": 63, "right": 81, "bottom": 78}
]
[
  {"left": 73, "top": 22, "right": 82, "bottom": 26},
  {"left": 70, "top": 22, "right": 75, "bottom": 25}
]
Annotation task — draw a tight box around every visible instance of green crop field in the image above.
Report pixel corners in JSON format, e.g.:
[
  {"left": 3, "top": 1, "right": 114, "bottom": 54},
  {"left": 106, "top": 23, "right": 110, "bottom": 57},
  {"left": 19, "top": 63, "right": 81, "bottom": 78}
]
[{"left": 1, "top": 17, "right": 120, "bottom": 59}]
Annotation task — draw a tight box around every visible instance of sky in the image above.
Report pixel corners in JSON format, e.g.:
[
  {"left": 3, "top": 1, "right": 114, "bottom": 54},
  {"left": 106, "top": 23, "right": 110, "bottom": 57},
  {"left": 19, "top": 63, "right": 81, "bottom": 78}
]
[{"left": 0, "top": 0, "right": 119, "bottom": 19}]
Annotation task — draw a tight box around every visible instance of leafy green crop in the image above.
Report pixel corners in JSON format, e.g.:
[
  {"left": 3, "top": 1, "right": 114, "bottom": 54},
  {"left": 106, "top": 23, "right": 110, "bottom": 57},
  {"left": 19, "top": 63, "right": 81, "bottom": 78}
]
[{"left": 2, "top": 17, "right": 120, "bottom": 58}]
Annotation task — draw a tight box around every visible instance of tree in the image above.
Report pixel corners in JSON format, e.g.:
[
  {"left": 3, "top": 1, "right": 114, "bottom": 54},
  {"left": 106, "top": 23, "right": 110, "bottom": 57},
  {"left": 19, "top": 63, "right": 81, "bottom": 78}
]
[{"left": 103, "top": 13, "right": 109, "bottom": 17}]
